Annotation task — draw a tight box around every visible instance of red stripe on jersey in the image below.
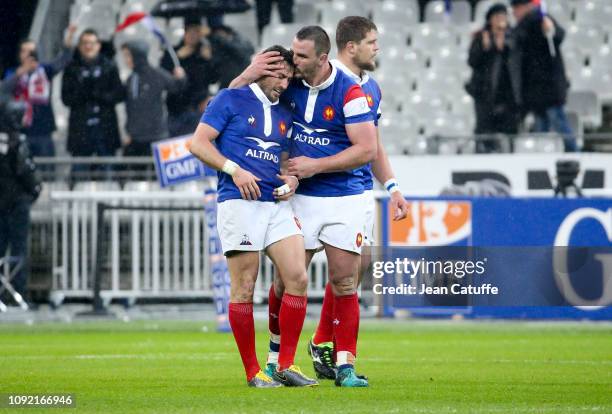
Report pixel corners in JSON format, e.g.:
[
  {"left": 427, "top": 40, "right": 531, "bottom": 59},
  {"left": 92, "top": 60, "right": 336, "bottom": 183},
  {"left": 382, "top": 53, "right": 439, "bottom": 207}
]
[{"left": 343, "top": 84, "right": 366, "bottom": 107}]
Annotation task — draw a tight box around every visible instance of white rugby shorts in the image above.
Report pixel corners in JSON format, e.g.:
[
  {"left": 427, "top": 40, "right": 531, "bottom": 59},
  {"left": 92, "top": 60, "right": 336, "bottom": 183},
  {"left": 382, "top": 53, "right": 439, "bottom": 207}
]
[
  {"left": 217, "top": 199, "right": 302, "bottom": 255},
  {"left": 290, "top": 192, "right": 368, "bottom": 254},
  {"left": 362, "top": 190, "right": 375, "bottom": 246}
]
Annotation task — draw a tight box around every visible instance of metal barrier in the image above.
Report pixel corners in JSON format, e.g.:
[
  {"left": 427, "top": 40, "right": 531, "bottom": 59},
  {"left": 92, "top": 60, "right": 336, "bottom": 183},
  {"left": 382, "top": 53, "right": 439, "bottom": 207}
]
[{"left": 49, "top": 190, "right": 328, "bottom": 306}]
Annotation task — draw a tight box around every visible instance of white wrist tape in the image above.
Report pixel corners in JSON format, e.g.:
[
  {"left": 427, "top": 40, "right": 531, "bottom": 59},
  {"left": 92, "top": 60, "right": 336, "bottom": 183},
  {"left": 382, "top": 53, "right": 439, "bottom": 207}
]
[
  {"left": 384, "top": 178, "right": 401, "bottom": 195},
  {"left": 275, "top": 183, "right": 291, "bottom": 196},
  {"left": 222, "top": 159, "right": 239, "bottom": 176}
]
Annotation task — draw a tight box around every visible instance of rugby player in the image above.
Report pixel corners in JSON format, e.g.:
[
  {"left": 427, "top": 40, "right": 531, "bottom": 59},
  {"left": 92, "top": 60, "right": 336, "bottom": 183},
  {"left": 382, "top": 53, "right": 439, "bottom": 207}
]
[
  {"left": 189, "top": 45, "right": 317, "bottom": 388},
  {"left": 231, "top": 26, "right": 378, "bottom": 387}
]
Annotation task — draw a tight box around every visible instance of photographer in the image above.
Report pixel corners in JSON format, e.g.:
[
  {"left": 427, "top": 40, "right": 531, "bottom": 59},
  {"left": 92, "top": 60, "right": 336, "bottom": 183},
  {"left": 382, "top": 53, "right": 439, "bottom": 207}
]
[
  {"left": 466, "top": 4, "right": 521, "bottom": 152},
  {"left": 0, "top": 95, "right": 42, "bottom": 305}
]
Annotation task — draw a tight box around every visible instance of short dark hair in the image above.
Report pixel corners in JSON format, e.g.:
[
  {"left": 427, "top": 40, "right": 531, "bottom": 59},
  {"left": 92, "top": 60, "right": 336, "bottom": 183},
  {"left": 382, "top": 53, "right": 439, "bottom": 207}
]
[
  {"left": 336, "top": 16, "right": 378, "bottom": 50},
  {"left": 295, "top": 25, "right": 330, "bottom": 56},
  {"left": 262, "top": 45, "right": 295, "bottom": 71},
  {"left": 79, "top": 28, "right": 99, "bottom": 42}
]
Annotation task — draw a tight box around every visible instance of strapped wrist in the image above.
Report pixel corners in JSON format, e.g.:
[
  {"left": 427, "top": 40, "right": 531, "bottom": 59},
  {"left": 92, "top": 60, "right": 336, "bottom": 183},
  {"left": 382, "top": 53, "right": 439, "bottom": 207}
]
[
  {"left": 222, "top": 159, "right": 239, "bottom": 176},
  {"left": 384, "top": 178, "right": 401, "bottom": 195}
]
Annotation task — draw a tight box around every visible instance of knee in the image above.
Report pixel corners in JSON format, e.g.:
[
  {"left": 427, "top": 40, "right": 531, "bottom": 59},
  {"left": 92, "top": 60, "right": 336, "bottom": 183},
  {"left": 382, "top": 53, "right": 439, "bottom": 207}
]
[
  {"left": 330, "top": 276, "right": 356, "bottom": 296},
  {"left": 283, "top": 269, "right": 308, "bottom": 295}
]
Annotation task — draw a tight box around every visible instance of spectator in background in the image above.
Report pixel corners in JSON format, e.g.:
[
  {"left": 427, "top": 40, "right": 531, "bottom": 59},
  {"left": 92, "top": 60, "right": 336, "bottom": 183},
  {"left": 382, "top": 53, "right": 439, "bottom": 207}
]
[
  {"left": 0, "top": 25, "right": 77, "bottom": 159},
  {"left": 62, "top": 29, "right": 124, "bottom": 177},
  {"left": 160, "top": 17, "right": 217, "bottom": 136},
  {"left": 209, "top": 25, "right": 255, "bottom": 88},
  {"left": 121, "top": 40, "right": 186, "bottom": 157},
  {"left": 466, "top": 3, "right": 521, "bottom": 153},
  {"left": 0, "top": 95, "right": 41, "bottom": 306},
  {"left": 255, "top": 0, "right": 294, "bottom": 42},
  {"left": 511, "top": 0, "right": 576, "bottom": 151}
]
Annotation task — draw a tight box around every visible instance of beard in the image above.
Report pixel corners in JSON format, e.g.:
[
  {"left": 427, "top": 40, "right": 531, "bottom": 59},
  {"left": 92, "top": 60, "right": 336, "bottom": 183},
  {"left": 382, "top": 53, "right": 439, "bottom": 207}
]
[{"left": 358, "top": 59, "right": 376, "bottom": 72}]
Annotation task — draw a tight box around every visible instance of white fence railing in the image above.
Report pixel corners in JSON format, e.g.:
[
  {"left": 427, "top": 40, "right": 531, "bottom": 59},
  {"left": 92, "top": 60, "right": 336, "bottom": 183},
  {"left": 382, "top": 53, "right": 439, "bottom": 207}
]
[{"left": 49, "top": 191, "right": 328, "bottom": 306}]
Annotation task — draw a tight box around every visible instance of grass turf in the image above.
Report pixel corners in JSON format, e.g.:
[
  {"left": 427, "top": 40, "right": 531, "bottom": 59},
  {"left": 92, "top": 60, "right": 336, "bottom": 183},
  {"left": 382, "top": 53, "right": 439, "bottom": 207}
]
[{"left": 0, "top": 319, "right": 611, "bottom": 413}]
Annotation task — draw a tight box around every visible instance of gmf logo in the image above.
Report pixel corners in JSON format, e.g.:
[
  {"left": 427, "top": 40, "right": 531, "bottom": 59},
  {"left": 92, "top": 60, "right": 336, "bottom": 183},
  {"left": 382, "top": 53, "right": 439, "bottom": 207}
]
[
  {"left": 158, "top": 137, "right": 192, "bottom": 162},
  {"left": 390, "top": 201, "right": 471, "bottom": 246}
]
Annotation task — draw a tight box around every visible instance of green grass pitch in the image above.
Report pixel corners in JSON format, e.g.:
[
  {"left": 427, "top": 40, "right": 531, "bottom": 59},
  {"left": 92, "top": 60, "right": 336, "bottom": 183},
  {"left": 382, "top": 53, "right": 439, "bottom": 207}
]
[{"left": 0, "top": 319, "right": 611, "bottom": 413}]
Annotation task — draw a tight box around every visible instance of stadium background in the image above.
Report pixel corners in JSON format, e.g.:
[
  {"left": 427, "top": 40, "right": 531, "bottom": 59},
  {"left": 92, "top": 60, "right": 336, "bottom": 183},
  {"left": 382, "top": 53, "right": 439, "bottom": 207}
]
[{"left": 0, "top": 0, "right": 611, "bottom": 412}]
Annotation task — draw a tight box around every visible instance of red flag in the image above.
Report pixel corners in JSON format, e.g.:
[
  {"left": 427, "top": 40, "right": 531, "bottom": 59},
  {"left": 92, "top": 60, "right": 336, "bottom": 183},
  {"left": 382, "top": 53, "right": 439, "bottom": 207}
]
[{"left": 115, "top": 12, "right": 147, "bottom": 32}]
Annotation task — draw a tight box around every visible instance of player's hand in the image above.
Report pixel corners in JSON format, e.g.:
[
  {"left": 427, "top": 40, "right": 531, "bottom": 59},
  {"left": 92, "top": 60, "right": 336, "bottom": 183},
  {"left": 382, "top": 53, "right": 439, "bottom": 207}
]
[
  {"left": 390, "top": 192, "right": 409, "bottom": 221},
  {"left": 273, "top": 174, "right": 298, "bottom": 200},
  {"left": 287, "top": 156, "right": 319, "bottom": 179},
  {"left": 244, "top": 51, "right": 285, "bottom": 82},
  {"left": 233, "top": 167, "right": 262, "bottom": 200}
]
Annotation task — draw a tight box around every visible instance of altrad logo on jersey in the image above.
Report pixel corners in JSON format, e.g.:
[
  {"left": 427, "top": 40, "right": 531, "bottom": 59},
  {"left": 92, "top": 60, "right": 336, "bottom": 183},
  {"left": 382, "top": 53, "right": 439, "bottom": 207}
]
[
  {"left": 292, "top": 122, "right": 330, "bottom": 146},
  {"left": 245, "top": 137, "right": 280, "bottom": 163}
]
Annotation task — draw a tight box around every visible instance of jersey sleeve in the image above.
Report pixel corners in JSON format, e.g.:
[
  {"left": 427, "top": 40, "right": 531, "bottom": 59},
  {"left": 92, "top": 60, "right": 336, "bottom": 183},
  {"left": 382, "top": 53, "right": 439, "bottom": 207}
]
[
  {"left": 342, "top": 84, "right": 373, "bottom": 124},
  {"left": 200, "top": 89, "right": 233, "bottom": 133}
]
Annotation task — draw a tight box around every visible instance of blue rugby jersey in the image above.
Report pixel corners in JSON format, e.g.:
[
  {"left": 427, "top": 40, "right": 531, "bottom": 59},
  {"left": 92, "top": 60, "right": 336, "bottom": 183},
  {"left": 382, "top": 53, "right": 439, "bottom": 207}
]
[
  {"left": 281, "top": 64, "right": 374, "bottom": 197},
  {"left": 200, "top": 84, "right": 293, "bottom": 202},
  {"left": 331, "top": 59, "right": 382, "bottom": 192}
]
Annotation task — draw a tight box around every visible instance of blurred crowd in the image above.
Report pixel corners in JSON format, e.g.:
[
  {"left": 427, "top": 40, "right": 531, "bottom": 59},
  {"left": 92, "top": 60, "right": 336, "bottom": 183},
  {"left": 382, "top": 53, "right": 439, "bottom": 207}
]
[
  {"left": 466, "top": 0, "right": 576, "bottom": 152},
  {"left": 0, "top": 16, "right": 255, "bottom": 163}
]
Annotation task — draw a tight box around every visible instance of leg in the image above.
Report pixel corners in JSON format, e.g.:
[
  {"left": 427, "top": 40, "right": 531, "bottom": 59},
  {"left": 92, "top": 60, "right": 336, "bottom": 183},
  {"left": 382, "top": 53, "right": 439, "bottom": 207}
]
[
  {"left": 547, "top": 106, "right": 577, "bottom": 152},
  {"left": 265, "top": 248, "right": 314, "bottom": 366},
  {"left": 277, "top": 0, "right": 294, "bottom": 23},
  {"left": 7, "top": 201, "right": 32, "bottom": 298},
  {"left": 266, "top": 235, "right": 308, "bottom": 370},
  {"left": 532, "top": 110, "right": 550, "bottom": 133},
  {"left": 226, "top": 251, "right": 261, "bottom": 382},
  {"left": 324, "top": 243, "right": 360, "bottom": 362},
  {"left": 255, "top": 0, "right": 273, "bottom": 39}
]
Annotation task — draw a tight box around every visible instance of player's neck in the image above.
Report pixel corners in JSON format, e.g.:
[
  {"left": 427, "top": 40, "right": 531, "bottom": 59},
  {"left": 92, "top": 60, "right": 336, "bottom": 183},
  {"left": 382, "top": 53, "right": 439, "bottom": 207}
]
[
  {"left": 306, "top": 62, "right": 333, "bottom": 88},
  {"left": 337, "top": 55, "right": 363, "bottom": 80}
]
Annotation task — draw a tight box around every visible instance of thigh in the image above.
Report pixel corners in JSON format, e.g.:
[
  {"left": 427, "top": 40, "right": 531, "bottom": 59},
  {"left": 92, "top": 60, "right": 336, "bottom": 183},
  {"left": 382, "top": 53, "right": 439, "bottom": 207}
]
[
  {"left": 290, "top": 195, "right": 324, "bottom": 252},
  {"left": 217, "top": 199, "right": 269, "bottom": 254},
  {"left": 226, "top": 251, "right": 260, "bottom": 302},
  {"left": 266, "top": 234, "right": 305, "bottom": 283},
  {"left": 324, "top": 243, "right": 360, "bottom": 283},
  {"left": 263, "top": 201, "right": 302, "bottom": 250},
  {"left": 318, "top": 193, "right": 368, "bottom": 254}
]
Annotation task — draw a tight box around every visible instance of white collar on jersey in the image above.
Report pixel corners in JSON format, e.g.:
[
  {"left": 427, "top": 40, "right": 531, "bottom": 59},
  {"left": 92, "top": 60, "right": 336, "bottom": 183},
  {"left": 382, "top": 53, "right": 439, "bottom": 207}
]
[
  {"left": 301, "top": 62, "right": 337, "bottom": 91},
  {"left": 249, "top": 82, "right": 279, "bottom": 106},
  {"left": 330, "top": 58, "right": 369, "bottom": 86}
]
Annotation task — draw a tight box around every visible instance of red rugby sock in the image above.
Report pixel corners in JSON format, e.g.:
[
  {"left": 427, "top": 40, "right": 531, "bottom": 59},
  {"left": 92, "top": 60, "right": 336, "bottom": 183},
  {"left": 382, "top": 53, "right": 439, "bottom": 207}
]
[
  {"left": 278, "top": 293, "right": 307, "bottom": 370},
  {"left": 228, "top": 302, "right": 260, "bottom": 381},
  {"left": 332, "top": 293, "right": 359, "bottom": 367}
]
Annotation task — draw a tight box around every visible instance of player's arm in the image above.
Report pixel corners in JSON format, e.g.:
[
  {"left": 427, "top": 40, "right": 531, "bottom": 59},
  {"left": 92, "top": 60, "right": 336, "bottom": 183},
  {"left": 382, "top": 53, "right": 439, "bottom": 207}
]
[
  {"left": 371, "top": 128, "right": 408, "bottom": 221},
  {"left": 228, "top": 50, "right": 285, "bottom": 89},
  {"left": 189, "top": 122, "right": 262, "bottom": 200}
]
